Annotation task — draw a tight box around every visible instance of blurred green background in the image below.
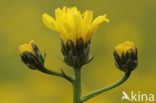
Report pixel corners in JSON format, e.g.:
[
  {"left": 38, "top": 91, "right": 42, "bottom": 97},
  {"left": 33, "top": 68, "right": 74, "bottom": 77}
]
[{"left": 0, "top": 0, "right": 156, "bottom": 103}]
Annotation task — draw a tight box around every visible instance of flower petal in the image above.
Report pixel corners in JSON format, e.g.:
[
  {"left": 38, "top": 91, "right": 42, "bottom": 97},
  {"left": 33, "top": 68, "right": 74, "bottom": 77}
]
[
  {"left": 83, "top": 10, "right": 93, "bottom": 25},
  {"left": 90, "top": 14, "right": 109, "bottom": 33},
  {"left": 42, "top": 13, "right": 57, "bottom": 31},
  {"left": 86, "top": 14, "right": 109, "bottom": 41}
]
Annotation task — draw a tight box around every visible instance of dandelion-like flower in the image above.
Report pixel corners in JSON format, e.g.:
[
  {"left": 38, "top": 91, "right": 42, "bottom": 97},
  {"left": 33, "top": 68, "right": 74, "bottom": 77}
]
[
  {"left": 18, "top": 6, "right": 139, "bottom": 103},
  {"left": 42, "top": 6, "right": 109, "bottom": 68},
  {"left": 114, "top": 41, "right": 138, "bottom": 73},
  {"left": 19, "top": 40, "right": 45, "bottom": 70}
]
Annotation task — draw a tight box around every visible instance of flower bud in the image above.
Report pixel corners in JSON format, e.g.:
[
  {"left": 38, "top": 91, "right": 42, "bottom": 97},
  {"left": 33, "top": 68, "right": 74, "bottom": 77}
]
[
  {"left": 114, "top": 41, "right": 138, "bottom": 73},
  {"left": 19, "top": 40, "right": 45, "bottom": 70}
]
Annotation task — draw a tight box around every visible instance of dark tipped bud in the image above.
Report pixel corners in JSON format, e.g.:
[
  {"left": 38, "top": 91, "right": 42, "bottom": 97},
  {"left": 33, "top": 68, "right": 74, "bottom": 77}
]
[
  {"left": 19, "top": 40, "right": 45, "bottom": 70},
  {"left": 61, "top": 38, "right": 93, "bottom": 68},
  {"left": 114, "top": 41, "right": 138, "bottom": 73}
]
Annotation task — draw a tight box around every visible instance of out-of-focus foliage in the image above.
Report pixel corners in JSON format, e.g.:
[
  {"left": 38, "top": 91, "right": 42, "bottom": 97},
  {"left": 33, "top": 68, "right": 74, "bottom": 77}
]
[{"left": 0, "top": 0, "right": 156, "bottom": 103}]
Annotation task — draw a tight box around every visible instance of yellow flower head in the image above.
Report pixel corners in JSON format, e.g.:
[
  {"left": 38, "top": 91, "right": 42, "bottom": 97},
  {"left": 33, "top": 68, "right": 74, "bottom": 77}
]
[
  {"left": 115, "top": 41, "right": 136, "bottom": 57},
  {"left": 19, "top": 40, "right": 35, "bottom": 55},
  {"left": 19, "top": 40, "right": 45, "bottom": 70},
  {"left": 42, "top": 6, "right": 109, "bottom": 44}
]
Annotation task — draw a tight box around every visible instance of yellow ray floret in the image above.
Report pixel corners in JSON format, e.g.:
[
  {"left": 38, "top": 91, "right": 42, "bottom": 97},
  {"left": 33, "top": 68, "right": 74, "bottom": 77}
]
[
  {"left": 42, "top": 6, "right": 109, "bottom": 44},
  {"left": 115, "top": 41, "right": 136, "bottom": 57},
  {"left": 19, "top": 40, "right": 35, "bottom": 55}
]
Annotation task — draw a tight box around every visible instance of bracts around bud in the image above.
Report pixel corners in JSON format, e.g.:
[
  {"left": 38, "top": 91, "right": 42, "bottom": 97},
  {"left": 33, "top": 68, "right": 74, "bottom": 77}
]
[
  {"left": 114, "top": 48, "right": 138, "bottom": 73},
  {"left": 61, "top": 38, "right": 94, "bottom": 69},
  {"left": 19, "top": 41, "right": 46, "bottom": 71}
]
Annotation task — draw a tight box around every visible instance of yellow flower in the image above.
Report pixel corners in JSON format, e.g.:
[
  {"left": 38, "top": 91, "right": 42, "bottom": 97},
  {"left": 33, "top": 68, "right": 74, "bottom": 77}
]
[
  {"left": 42, "top": 6, "right": 109, "bottom": 68},
  {"left": 42, "top": 6, "right": 109, "bottom": 44},
  {"left": 18, "top": 40, "right": 45, "bottom": 70},
  {"left": 19, "top": 40, "right": 35, "bottom": 55},
  {"left": 115, "top": 41, "right": 136, "bottom": 58},
  {"left": 114, "top": 41, "right": 138, "bottom": 72}
]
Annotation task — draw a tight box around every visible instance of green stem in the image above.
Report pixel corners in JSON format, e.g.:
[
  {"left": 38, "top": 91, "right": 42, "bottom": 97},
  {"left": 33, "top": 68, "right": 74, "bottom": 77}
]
[
  {"left": 81, "top": 72, "right": 131, "bottom": 102},
  {"left": 73, "top": 68, "right": 82, "bottom": 103},
  {"left": 40, "top": 67, "right": 74, "bottom": 83}
]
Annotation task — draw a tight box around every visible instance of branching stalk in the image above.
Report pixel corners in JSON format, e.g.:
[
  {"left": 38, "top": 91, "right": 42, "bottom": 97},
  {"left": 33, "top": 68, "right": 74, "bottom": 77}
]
[
  {"left": 40, "top": 67, "right": 74, "bottom": 83},
  {"left": 39, "top": 66, "right": 131, "bottom": 103},
  {"left": 81, "top": 72, "right": 131, "bottom": 102}
]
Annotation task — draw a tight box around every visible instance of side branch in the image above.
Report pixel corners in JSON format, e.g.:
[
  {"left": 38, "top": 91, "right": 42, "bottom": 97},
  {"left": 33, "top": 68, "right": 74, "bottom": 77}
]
[
  {"left": 81, "top": 72, "right": 131, "bottom": 102},
  {"left": 39, "top": 67, "right": 74, "bottom": 83}
]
